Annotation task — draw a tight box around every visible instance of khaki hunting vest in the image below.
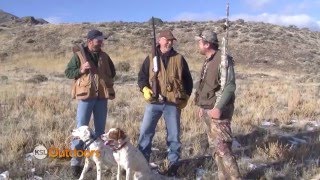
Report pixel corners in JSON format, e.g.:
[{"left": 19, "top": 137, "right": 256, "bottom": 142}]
[
  {"left": 148, "top": 53, "right": 188, "bottom": 104},
  {"left": 71, "top": 51, "right": 115, "bottom": 100}
]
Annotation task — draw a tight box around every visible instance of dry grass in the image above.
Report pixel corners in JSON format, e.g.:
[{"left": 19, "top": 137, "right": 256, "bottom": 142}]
[
  {"left": 1, "top": 22, "right": 320, "bottom": 178},
  {"left": 254, "top": 141, "right": 291, "bottom": 162}
]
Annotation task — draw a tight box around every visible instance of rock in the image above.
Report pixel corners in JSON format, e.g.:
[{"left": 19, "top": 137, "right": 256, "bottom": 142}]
[
  {"left": 195, "top": 168, "right": 206, "bottom": 180},
  {"left": 26, "top": 39, "right": 35, "bottom": 43},
  {"left": 20, "top": 16, "right": 40, "bottom": 25},
  {"left": 148, "top": 17, "right": 163, "bottom": 26},
  {"left": 35, "top": 18, "right": 49, "bottom": 24},
  {"left": 235, "top": 19, "right": 245, "bottom": 24},
  {"left": 20, "top": 16, "right": 48, "bottom": 25},
  {"left": 261, "top": 121, "right": 276, "bottom": 127},
  {"left": 232, "top": 138, "right": 242, "bottom": 150},
  {"left": 0, "top": 171, "right": 9, "bottom": 180}
]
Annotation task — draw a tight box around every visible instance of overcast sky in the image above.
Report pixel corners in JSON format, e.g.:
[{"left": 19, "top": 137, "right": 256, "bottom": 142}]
[{"left": 1, "top": 0, "right": 320, "bottom": 30}]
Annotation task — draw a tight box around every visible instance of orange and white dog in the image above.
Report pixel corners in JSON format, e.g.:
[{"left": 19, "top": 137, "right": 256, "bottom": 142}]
[{"left": 101, "top": 128, "right": 166, "bottom": 180}]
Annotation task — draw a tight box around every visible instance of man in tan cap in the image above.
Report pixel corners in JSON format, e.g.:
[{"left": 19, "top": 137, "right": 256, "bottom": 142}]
[
  {"left": 137, "top": 29, "right": 193, "bottom": 176},
  {"left": 194, "top": 30, "right": 241, "bottom": 180}
]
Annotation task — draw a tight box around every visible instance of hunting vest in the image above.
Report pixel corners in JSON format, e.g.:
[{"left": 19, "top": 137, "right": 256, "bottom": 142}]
[
  {"left": 195, "top": 50, "right": 223, "bottom": 109},
  {"left": 71, "top": 51, "right": 115, "bottom": 100},
  {"left": 148, "top": 53, "right": 188, "bottom": 104}
]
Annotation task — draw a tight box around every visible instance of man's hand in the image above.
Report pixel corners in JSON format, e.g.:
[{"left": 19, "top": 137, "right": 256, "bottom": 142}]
[
  {"left": 207, "top": 108, "right": 221, "bottom": 120},
  {"left": 142, "top": 87, "right": 153, "bottom": 101},
  {"left": 80, "top": 62, "right": 91, "bottom": 74}
]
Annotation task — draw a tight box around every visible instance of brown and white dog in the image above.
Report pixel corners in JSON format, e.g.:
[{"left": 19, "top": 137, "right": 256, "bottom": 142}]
[
  {"left": 71, "top": 126, "right": 117, "bottom": 180},
  {"left": 101, "top": 128, "right": 166, "bottom": 180}
]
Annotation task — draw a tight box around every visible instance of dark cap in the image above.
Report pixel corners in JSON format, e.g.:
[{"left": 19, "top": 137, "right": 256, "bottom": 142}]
[
  {"left": 87, "top": 29, "right": 106, "bottom": 40},
  {"left": 159, "top": 30, "right": 177, "bottom": 40},
  {"left": 195, "top": 30, "right": 219, "bottom": 45}
]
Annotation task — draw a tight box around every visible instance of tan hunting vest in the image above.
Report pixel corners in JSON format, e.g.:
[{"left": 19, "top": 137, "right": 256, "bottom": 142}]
[
  {"left": 148, "top": 54, "right": 188, "bottom": 104},
  {"left": 71, "top": 51, "right": 115, "bottom": 100}
]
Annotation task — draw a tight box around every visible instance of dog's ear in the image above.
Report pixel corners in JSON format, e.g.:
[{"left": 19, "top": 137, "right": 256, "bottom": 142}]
[
  {"left": 120, "top": 129, "right": 126, "bottom": 139},
  {"left": 116, "top": 128, "right": 126, "bottom": 142},
  {"left": 107, "top": 128, "right": 118, "bottom": 140}
]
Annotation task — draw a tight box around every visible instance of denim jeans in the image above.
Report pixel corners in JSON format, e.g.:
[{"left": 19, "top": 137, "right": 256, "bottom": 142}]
[
  {"left": 138, "top": 102, "right": 181, "bottom": 164},
  {"left": 70, "top": 98, "right": 108, "bottom": 166}
]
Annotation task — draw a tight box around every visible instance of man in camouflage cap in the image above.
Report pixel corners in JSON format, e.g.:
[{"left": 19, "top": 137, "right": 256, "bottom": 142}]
[{"left": 194, "top": 30, "right": 241, "bottom": 179}]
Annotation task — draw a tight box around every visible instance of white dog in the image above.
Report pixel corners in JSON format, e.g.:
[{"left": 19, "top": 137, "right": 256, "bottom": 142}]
[
  {"left": 72, "top": 126, "right": 117, "bottom": 180},
  {"left": 102, "top": 128, "right": 167, "bottom": 180}
]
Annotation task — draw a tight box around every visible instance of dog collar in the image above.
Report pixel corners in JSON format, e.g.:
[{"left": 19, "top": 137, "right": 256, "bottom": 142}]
[
  {"left": 105, "top": 141, "right": 127, "bottom": 152},
  {"left": 112, "top": 142, "right": 127, "bottom": 152},
  {"left": 83, "top": 136, "right": 98, "bottom": 150}
]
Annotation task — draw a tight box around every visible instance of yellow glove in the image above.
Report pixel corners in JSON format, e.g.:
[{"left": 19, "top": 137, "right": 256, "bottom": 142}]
[
  {"left": 142, "top": 87, "right": 153, "bottom": 101},
  {"left": 178, "top": 96, "right": 189, "bottom": 109}
]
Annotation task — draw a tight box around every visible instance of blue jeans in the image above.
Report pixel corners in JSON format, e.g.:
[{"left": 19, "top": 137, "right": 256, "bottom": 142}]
[
  {"left": 138, "top": 103, "right": 181, "bottom": 164},
  {"left": 70, "top": 98, "right": 108, "bottom": 166}
]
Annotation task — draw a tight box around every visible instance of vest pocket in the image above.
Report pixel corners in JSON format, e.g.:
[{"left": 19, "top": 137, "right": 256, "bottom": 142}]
[
  {"left": 99, "top": 78, "right": 115, "bottom": 100},
  {"left": 196, "top": 90, "right": 216, "bottom": 108},
  {"left": 72, "top": 75, "right": 92, "bottom": 99},
  {"left": 169, "top": 77, "right": 188, "bottom": 104}
]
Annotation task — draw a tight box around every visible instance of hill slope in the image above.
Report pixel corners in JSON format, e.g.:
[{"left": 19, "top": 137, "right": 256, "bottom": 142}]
[{"left": 0, "top": 20, "right": 319, "bottom": 75}]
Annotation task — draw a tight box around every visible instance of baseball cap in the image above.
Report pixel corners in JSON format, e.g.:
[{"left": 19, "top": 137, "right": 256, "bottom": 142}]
[
  {"left": 87, "top": 29, "right": 106, "bottom": 40},
  {"left": 195, "top": 30, "right": 219, "bottom": 45},
  {"left": 159, "top": 30, "right": 177, "bottom": 40}
]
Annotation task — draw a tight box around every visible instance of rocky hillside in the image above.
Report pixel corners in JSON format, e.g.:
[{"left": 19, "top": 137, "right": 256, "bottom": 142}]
[
  {"left": 0, "top": 9, "right": 19, "bottom": 22},
  {"left": 0, "top": 12, "right": 319, "bottom": 75},
  {"left": 0, "top": 12, "right": 319, "bottom": 180},
  {"left": 0, "top": 9, "right": 48, "bottom": 26}
]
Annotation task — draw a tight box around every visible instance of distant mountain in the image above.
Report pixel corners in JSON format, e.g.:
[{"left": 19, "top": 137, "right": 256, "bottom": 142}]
[
  {"left": 0, "top": 9, "right": 48, "bottom": 25},
  {"left": 0, "top": 9, "right": 19, "bottom": 23},
  {"left": 20, "top": 16, "right": 49, "bottom": 25}
]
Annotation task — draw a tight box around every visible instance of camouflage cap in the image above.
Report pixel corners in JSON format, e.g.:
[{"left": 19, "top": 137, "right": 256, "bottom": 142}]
[
  {"left": 159, "top": 30, "right": 177, "bottom": 40},
  {"left": 195, "top": 30, "right": 218, "bottom": 45}
]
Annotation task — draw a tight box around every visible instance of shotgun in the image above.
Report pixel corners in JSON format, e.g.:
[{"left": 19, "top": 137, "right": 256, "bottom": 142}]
[
  {"left": 78, "top": 43, "right": 98, "bottom": 96},
  {"left": 214, "top": 0, "right": 231, "bottom": 107},
  {"left": 151, "top": 17, "right": 160, "bottom": 100}
]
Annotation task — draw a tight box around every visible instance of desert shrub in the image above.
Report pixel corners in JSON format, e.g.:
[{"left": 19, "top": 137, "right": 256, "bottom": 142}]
[
  {"left": 116, "top": 61, "right": 131, "bottom": 72},
  {"left": 26, "top": 74, "right": 48, "bottom": 83},
  {"left": 255, "top": 141, "right": 291, "bottom": 161}
]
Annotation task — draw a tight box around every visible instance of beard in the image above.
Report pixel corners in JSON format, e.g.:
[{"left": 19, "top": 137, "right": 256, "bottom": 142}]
[
  {"left": 162, "top": 45, "right": 172, "bottom": 53},
  {"left": 92, "top": 44, "right": 102, "bottom": 52}
]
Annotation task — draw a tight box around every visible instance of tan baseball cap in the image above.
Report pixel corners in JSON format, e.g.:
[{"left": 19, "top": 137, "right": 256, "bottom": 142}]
[{"left": 159, "top": 30, "right": 177, "bottom": 40}]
